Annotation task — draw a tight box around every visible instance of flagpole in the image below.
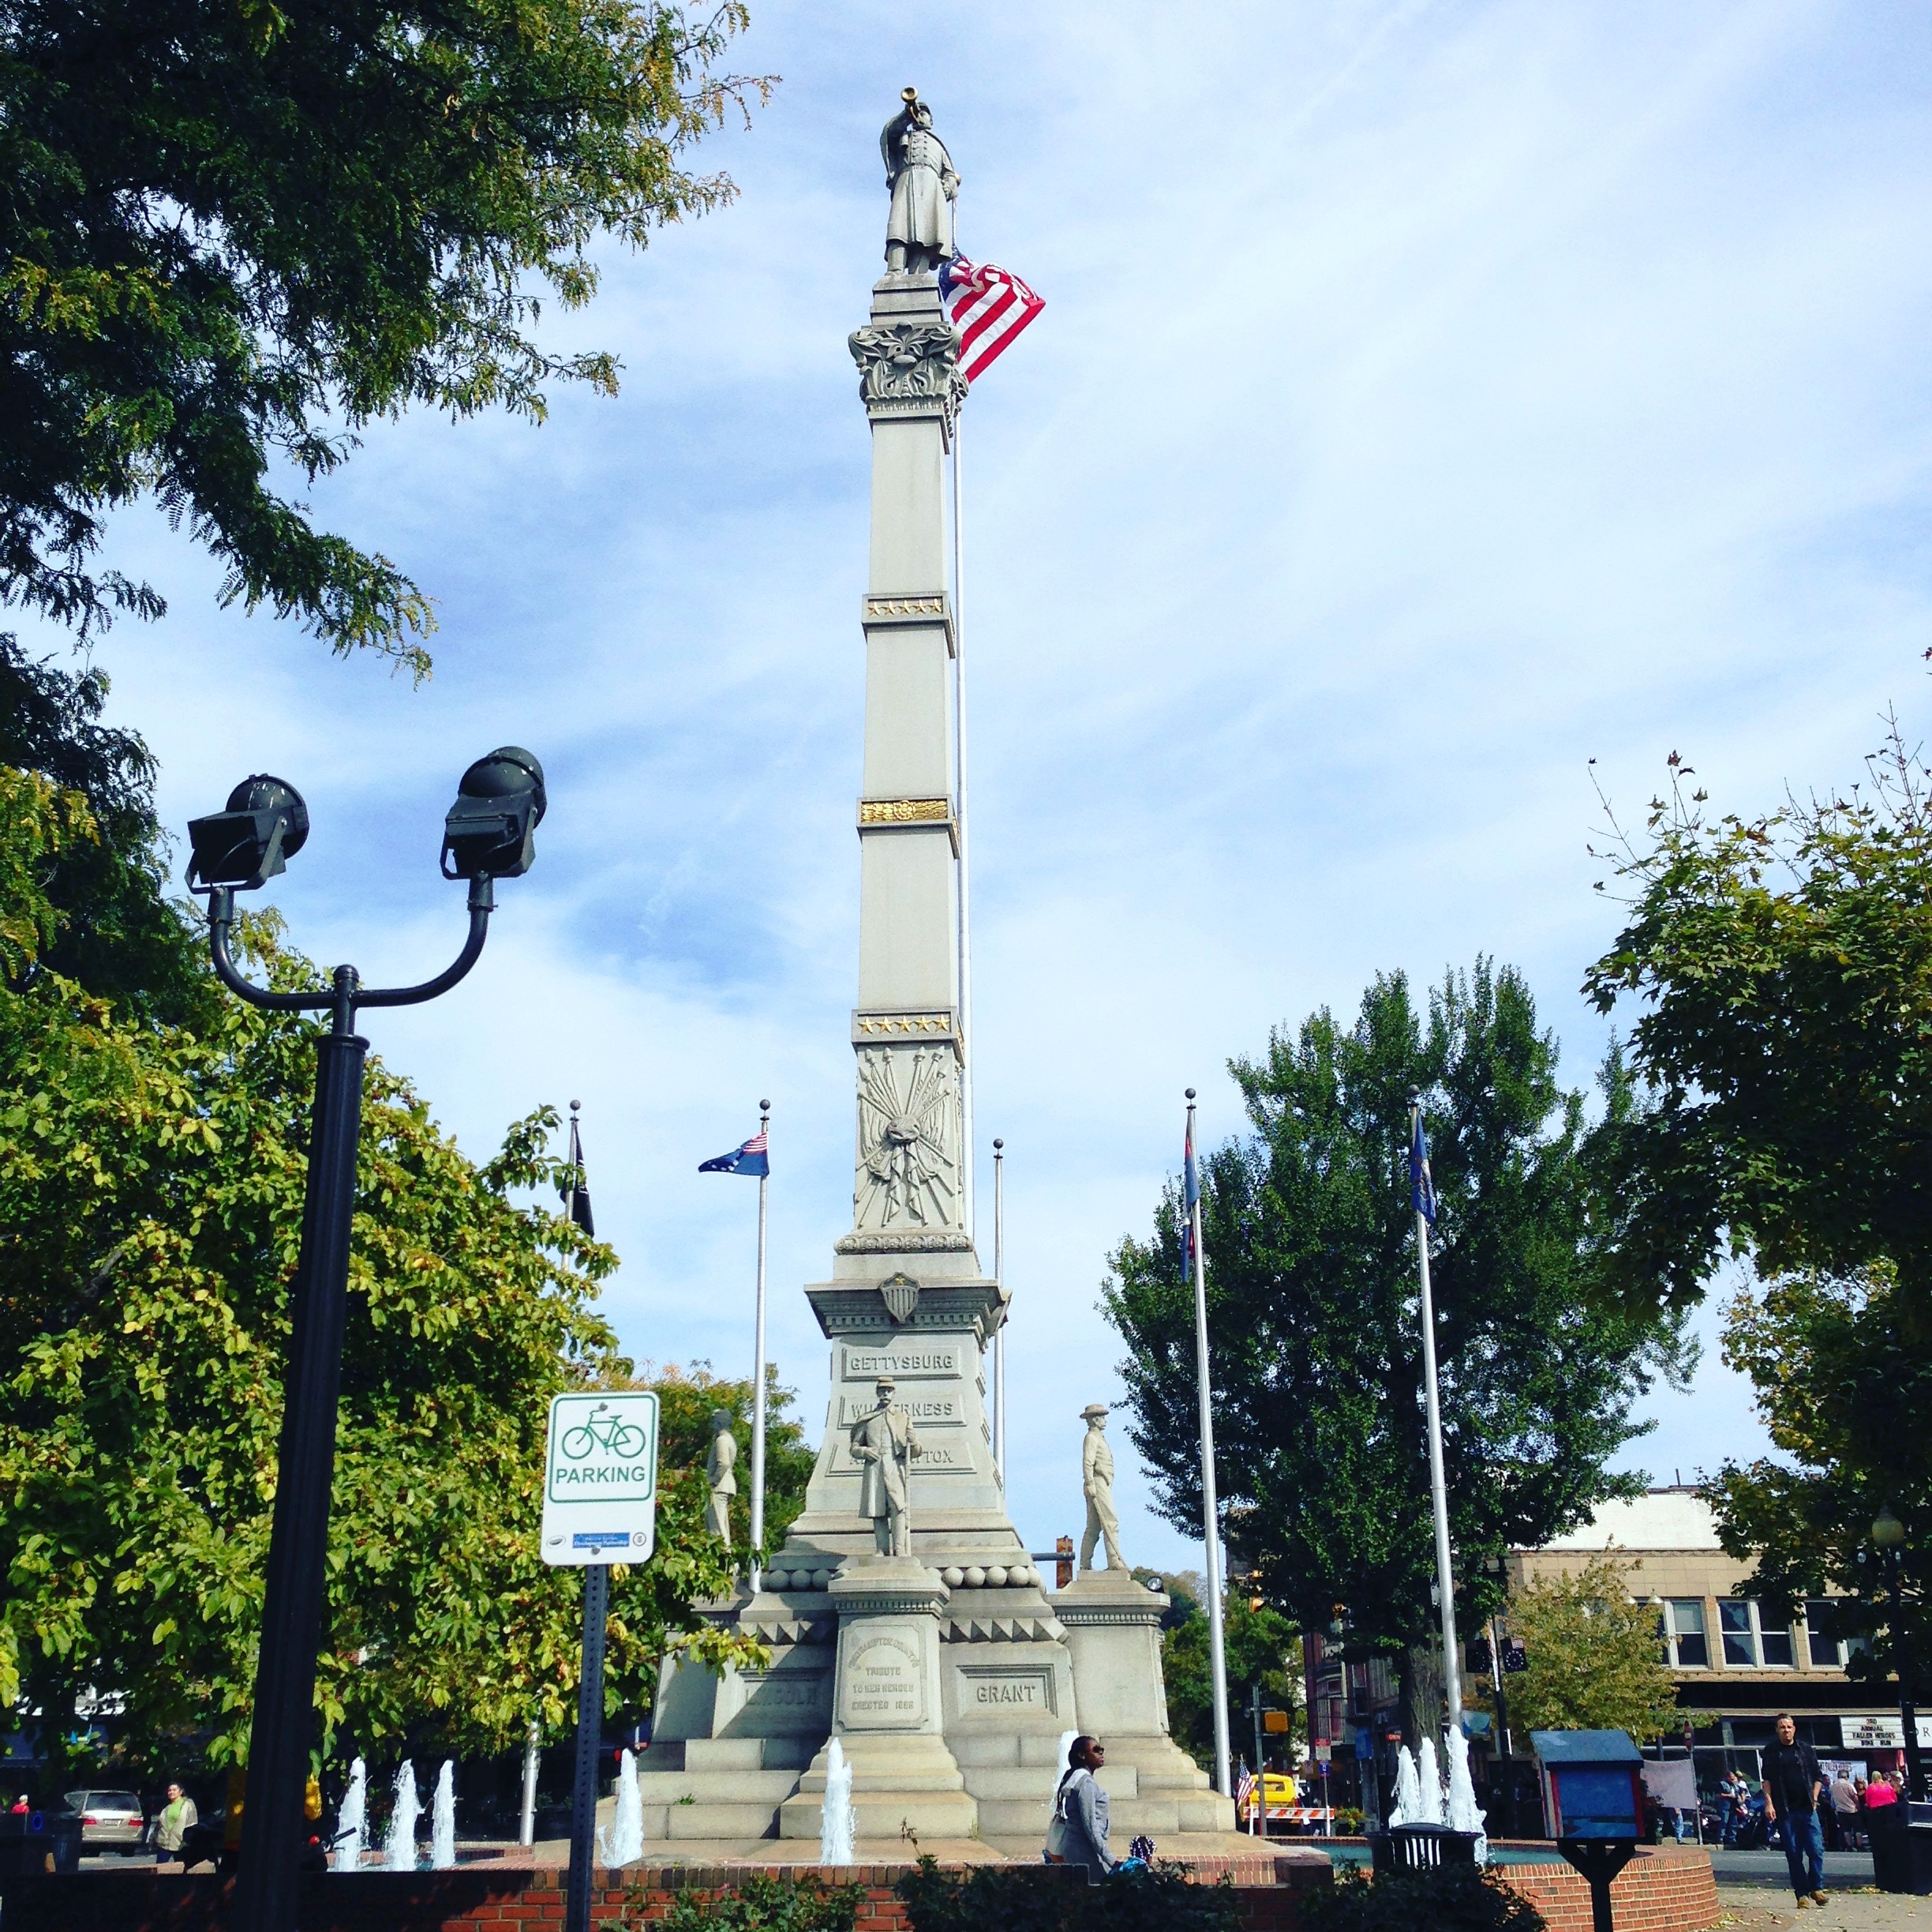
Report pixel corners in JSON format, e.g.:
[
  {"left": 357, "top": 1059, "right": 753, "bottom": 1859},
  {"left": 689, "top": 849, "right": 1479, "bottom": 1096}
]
[
  {"left": 992, "top": 1136, "right": 1005, "bottom": 1482},
  {"left": 1411, "top": 1095, "right": 1463, "bottom": 1728},
  {"left": 951, "top": 423, "right": 974, "bottom": 1241},
  {"left": 751, "top": 1099, "right": 770, "bottom": 1592},
  {"left": 1187, "top": 1088, "right": 1233, "bottom": 1799}
]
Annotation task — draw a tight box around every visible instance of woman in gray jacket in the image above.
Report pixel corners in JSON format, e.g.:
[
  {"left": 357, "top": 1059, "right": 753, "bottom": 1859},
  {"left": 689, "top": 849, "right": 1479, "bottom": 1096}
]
[{"left": 1046, "top": 1736, "right": 1113, "bottom": 1879}]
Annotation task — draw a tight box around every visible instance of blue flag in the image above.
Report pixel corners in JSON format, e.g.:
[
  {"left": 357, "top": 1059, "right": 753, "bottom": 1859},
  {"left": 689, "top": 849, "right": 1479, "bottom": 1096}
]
[
  {"left": 700, "top": 1128, "right": 769, "bottom": 1178},
  {"left": 1410, "top": 1112, "right": 1437, "bottom": 1225}
]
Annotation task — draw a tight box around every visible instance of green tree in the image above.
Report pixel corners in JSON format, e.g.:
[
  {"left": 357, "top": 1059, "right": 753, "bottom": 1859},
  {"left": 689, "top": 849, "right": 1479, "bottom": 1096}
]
[
  {"left": 646, "top": 1359, "right": 816, "bottom": 1559},
  {"left": 1, "top": 0, "right": 769, "bottom": 662},
  {"left": 1701, "top": 1267, "right": 1930, "bottom": 1703},
  {"left": 1105, "top": 963, "right": 1690, "bottom": 1740},
  {"left": 1583, "top": 724, "right": 1932, "bottom": 1323},
  {"left": 1474, "top": 1554, "right": 1679, "bottom": 1740},
  {"left": 0, "top": 772, "right": 760, "bottom": 1780},
  {"left": 1156, "top": 1587, "right": 1301, "bottom": 1774}
]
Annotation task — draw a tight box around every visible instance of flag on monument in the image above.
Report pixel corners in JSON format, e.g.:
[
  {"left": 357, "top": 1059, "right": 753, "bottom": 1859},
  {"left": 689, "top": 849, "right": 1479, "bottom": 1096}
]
[
  {"left": 700, "top": 1128, "right": 769, "bottom": 1178},
  {"left": 1410, "top": 1113, "right": 1437, "bottom": 1225},
  {"left": 1182, "top": 1113, "right": 1200, "bottom": 1283},
  {"left": 564, "top": 1103, "right": 595, "bottom": 1237},
  {"left": 939, "top": 256, "right": 1043, "bottom": 381}
]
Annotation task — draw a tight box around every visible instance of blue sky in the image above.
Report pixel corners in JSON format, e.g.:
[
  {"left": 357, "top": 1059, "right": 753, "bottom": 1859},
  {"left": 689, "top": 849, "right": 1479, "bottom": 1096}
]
[{"left": 26, "top": 0, "right": 1932, "bottom": 1570}]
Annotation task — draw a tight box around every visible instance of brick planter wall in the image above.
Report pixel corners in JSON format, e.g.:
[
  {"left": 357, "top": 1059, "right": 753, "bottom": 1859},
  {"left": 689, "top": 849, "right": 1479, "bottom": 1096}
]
[
  {"left": 0, "top": 1856, "right": 1333, "bottom": 1932},
  {"left": 0, "top": 1844, "right": 1716, "bottom": 1932},
  {"left": 1493, "top": 1846, "right": 1720, "bottom": 1932}
]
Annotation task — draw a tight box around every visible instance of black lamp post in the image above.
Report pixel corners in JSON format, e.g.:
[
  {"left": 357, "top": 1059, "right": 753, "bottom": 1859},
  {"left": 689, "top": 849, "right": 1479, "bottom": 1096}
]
[
  {"left": 187, "top": 749, "right": 545, "bottom": 1932},
  {"left": 1871, "top": 1503, "right": 1924, "bottom": 1803}
]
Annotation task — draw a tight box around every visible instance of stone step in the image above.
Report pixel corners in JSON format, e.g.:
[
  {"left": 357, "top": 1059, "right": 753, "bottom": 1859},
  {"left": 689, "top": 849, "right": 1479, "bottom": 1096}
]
[
  {"left": 634, "top": 1770, "right": 801, "bottom": 1805},
  {"left": 968, "top": 1793, "right": 1181, "bottom": 1839},
  {"left": 666, "top": 1802, "right": 783, "bottom": 1840},
  {"left": 959, "top": 1764, "right": 1139, "bottom": 1802},
  {"left": 778, "top": 1788, "right": 979, "bottom": 1841}
]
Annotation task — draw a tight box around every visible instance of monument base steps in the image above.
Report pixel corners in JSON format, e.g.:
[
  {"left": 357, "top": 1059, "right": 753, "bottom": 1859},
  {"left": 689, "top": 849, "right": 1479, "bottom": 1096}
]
[{"left": 778, "top": 1732, "right": 978, "bottom": 1840}]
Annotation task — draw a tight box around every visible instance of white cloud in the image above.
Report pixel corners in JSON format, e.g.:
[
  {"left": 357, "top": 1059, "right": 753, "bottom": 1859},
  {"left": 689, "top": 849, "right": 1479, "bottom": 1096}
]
[{"left": 39, "top": 0, "right": 1932, "bottom": 1572}]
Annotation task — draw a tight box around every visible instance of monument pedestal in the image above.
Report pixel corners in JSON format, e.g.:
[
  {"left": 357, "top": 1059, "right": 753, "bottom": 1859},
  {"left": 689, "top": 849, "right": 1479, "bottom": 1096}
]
[
  {"left": 777, "top": 1556, "right": 977, "bottom": 1840},
  {"left": 1058, "top": 1567, "right": 1237, "bottom": 1834}
]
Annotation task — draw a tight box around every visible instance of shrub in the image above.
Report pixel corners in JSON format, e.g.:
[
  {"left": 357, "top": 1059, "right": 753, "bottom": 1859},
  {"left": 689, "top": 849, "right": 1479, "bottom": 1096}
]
[
  {"left": 1301, "top": 1864, "right": 1546, "bottom": 1932},
  {"left": 638, "top": 1871, "right": 869, "bottom": 1931},
  {"left": 895, "top": 1853, "right": 1240, "bottom": 1932}
]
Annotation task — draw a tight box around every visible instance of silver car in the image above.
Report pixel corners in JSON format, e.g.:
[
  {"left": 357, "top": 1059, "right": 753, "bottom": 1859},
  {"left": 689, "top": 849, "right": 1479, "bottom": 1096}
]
[{"left": 63, "top": 1789, "right": 145, "bottom": 1853}]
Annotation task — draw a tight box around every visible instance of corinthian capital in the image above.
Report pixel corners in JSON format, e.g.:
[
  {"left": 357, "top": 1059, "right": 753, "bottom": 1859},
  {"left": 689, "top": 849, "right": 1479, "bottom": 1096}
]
[{"left": 849, "top": 321, "right": 968, "bottom": 426}]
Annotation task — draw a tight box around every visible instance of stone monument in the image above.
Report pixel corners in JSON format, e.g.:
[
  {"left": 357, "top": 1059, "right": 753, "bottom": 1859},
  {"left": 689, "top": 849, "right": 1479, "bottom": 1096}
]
[{"left": 640, "top": 92, "right": 1232, "bottom": 1851}]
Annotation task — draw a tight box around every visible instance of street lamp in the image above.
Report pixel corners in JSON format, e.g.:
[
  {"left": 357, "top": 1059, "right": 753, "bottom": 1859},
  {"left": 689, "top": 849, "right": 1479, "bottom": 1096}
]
[
  {"left": 189, "top": 750, "right": 545, "bottom": 1932},
  {"left": 1871, "top": 1503, "right": 1924, "bottom": 1802}
]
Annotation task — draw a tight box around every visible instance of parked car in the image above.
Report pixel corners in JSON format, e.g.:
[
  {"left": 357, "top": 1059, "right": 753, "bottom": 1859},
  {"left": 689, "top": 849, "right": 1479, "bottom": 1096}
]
[{"left": 62, "top": 1789, "right": 145, "bottom": 1854}]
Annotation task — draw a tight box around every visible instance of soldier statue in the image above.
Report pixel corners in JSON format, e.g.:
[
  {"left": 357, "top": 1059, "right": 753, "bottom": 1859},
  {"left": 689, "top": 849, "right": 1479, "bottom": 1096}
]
[
  {"left": 704, "top": 1408, "right": 737, "bottom": 1546},
  {"left": 850, "top": 1375, "right": 923, "bottom": 1556},
  {"left": 880, "top": 87, "right": 960, "bottom": 275},
  {"left": 1080, "top": 1402, "right": 1125, "bottom": 1573}
]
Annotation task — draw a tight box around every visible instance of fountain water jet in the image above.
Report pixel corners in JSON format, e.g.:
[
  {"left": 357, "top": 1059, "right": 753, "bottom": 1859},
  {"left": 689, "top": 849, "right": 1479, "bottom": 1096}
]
[
  {"left": 334, "top": 1758, "right": 368, "bottom": 1870},
  {"left": 597, "top": 1749, "right": 643, "bottom": 1867},
  {"left": 431, "top": 1761, "right": 456, "bottom": 1870},
  {"left": 1415, "top": 1737, "right": 1446, "bottom": 1825},
  {"left": 384, "top": 1762, "right": 421, "bottom": 1870},
  {"left": 1444, "top": 1725, "right": 1488, "bottom": 1863},
  {"left": 1390, "top": 1745, "right": 1422, "bottom": 1825},
  {"left": 820, "top": 1739, "right": 855, "bottom": 1866}
]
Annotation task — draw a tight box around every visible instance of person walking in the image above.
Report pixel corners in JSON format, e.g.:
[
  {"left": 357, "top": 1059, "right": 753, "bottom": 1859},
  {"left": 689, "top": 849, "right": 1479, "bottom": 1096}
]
[
  {"left": 1762, "top": 1714, "right": 1828, "bottom": 1908},
  {"left": 152, "top": 1782, "right": 197, "bottom": 1866},
  {"left": 1045, "top": 1735, "right": 1114, "bottom": 1880},
  {"left": 1829, "top": 1768, "right": 1859, "bottom": 1852}
]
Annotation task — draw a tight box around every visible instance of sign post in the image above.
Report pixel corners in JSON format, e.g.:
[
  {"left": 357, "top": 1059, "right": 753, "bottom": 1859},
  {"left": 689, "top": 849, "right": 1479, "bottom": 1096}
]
[{"left": 542, "top": 1392, "right": 660, "bottom": 1932}]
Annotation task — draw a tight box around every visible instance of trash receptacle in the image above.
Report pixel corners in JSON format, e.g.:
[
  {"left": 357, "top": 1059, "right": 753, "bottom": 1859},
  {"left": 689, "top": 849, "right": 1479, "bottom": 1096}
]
[
  {"left": 3, "top": 1810, "right": 84, "bottom": 1874},
  {"left": 1369, "top": 1825, "right": 1479, "bottom": 1870}
]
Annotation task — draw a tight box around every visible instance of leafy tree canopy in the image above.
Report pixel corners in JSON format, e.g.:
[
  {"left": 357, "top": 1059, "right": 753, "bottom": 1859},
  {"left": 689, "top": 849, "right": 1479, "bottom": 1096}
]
[
  {"left": 1155, "top": 1583, "right": 1300, "bottom": 1773},
  {"left": 1703, "top": 1267, "right": 1930, "bottom": 1697},
  {"left": 0, "top": 767, "right": 761, "bottom": 1783},
  {"left": 646, "top": 1357, "right": 815, "bottom": 1559},
  {"left": 1105, "top": 962, "right": 1690, "bottom": 1733},
  {"left": 0, "top": 0, "right": 769, "bottom": 665},
  {"left": 1475, "top": 1553, "right": 1680, "bottom": 1742},
  {"left": 1584, "top": 724, "right": 1932, "bottom": 1323}
]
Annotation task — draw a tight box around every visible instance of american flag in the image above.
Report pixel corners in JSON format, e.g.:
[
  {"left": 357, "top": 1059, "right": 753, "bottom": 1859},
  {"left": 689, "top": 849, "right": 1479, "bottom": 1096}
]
[
  {"left": 939, "top": 256, "right": 1043, "bottom": 384},
  {"left": 1236, "top": 1761, "right": 1256, "bottom": 1821}
]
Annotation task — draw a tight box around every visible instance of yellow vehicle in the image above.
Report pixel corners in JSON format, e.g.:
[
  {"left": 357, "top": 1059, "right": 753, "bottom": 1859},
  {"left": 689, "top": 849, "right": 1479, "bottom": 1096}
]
[{"left": 1262, "top": 1771, "right": 1298, "bottom": 1810}]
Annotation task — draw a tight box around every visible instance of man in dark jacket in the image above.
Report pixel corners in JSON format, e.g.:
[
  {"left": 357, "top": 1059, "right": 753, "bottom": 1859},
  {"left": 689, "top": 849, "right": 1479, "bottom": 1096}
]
[{"left": 1762, "top": 1714, "right": 1827, "bottom": 1908}]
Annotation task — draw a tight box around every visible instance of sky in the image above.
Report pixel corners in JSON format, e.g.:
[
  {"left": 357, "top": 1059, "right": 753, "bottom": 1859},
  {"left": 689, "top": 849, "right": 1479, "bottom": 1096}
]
[{"left": 25, "top": 0, "right": 1932, "bottom": 1572}]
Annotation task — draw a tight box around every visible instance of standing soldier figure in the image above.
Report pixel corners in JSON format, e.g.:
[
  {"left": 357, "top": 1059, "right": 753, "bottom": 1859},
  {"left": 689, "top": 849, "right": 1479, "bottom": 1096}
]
[
  {"left": 850, "top": 1376, "right": 922, "bottom": 1556},
  {"left": 880, "top": 88, "right": 960, "bottom": 275},
  {"left": 1080, "top": 1403, "right": 1125, "bottom": 1574}
]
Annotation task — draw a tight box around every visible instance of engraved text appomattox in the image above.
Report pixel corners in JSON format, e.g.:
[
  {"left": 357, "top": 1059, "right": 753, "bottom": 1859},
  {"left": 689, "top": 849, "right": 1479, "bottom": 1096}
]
[{"left": 853, "top": 1046, "right": 962, "bottom": 1232}]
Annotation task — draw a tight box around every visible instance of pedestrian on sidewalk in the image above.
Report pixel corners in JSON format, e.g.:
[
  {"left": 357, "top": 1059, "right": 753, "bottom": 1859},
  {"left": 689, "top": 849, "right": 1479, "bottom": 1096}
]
[
  {"left": 1045, "top": 1735, "right": 1114, "bottom": 1881},
  {"left": 1829, "top": 1769, "right": 1860, "bottom": 1852},
  {"left": 153, "top": 1782, "right": 197, "bottom": 1866},
  {"left": 1762, "top": 1714, "right": 1828, "bottom": 1909}
]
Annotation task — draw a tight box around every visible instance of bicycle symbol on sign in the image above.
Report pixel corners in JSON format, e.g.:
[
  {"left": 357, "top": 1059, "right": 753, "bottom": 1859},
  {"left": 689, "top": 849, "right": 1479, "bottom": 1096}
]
[{"left": 559, "top": 1401, "right": 648, "bottom": 1461}]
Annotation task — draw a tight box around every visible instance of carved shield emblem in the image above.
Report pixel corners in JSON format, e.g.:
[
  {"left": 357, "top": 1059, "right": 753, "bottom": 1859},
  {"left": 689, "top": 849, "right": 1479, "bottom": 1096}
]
[{"left": 880, "top": 1273, "right": 920, "bottom": 1324}]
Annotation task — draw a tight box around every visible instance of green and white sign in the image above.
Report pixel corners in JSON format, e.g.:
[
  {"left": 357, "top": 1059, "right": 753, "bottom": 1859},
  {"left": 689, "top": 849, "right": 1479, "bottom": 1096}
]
[{"left": 540, "top": 1391, "right": 660, "bottom": 1567}]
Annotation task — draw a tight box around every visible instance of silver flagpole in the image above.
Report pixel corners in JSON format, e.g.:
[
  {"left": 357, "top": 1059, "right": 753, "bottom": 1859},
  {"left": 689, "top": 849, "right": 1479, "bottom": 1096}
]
[
  {"left": 1411, "top": 1095, "right": 1463, "bottom": 1726},
  {"left": 1187, "top": 1088, "right": 1233, "bottom": 1799},
  {"left": 951, "top": 423, "right": 974, "bottom": 1238},
  {"left": 992, "top": 1136, "right": 1005, "bottom": 1481},
  {"left": 750, "top": 1099, "right": 771, "bottom": 1591}
]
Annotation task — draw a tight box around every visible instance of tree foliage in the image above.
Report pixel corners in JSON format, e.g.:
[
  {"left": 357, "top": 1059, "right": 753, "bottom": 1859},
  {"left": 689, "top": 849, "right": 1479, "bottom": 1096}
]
[
  {"left": 0, "top": 0, "right": 769, "bottom": 662},
  {"left": 1104, "top": 963, "right": 1690, "bottom": 1735},
  {"left": 1584, "top": 724, "right": 1932, "bottom": 1322},
  {"left": 1155, "top": 1583, "right": 1300, "bottom": 1773},
  {"left": 1474, "top": 1554, "right": 1680, "bottom": 1741},
  {"left": 0, "top": 757, "right": 761, "bottom": 1781},
  {"left": 646, "top": 1357, "right": 815, "bottom": 1559},
  {"left": 1702, "top": 1267, "right": 1930, "bottom": 1697}
]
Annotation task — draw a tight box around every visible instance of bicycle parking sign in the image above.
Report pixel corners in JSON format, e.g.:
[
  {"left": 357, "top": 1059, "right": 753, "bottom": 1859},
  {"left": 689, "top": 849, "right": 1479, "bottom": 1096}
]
[{"left": 541, "top": 1391, "right": 660, "bottom": 1566}]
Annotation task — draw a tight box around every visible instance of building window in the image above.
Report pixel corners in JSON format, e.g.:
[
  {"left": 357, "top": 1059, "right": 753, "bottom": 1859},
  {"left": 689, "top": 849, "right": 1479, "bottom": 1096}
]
[
  {"left": 1720, "top": 1597, "right": 1795, "bottom": 1668},
  {"left": 1664, "top": 1599, "right": 1709, "bottom": 1668},
  {"left": 1803, "top": 1601, "right": 1846, "bottom": 1671}
]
